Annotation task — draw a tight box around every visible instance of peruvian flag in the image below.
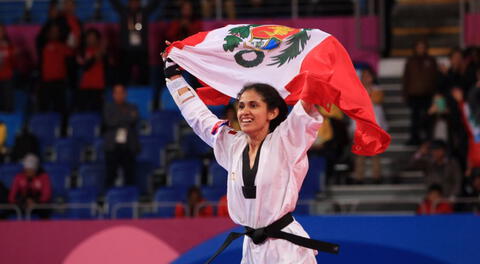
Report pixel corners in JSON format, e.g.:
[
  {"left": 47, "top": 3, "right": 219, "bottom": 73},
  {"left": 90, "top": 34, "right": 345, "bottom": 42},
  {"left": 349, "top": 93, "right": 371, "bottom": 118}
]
[{"left": 165, "top": 24, "right": 391, "bottom": 156}]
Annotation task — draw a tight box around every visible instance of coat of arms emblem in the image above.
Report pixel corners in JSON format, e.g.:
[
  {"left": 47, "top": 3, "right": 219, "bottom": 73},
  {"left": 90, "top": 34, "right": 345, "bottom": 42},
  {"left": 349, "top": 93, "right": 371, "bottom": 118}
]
[{"left": 223, "top": 25, "right": 311, "bottom": 68}]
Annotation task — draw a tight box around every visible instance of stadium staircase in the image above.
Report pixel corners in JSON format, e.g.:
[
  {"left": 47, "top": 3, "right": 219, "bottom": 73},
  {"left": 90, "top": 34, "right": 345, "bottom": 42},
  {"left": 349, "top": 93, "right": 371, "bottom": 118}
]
[{"left": 318, "top": 59, "right": 430, "bottom": 215}]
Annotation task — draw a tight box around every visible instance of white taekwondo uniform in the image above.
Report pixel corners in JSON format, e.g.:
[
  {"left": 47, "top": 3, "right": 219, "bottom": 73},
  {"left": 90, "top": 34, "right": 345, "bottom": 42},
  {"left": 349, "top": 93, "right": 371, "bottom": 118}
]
[{"left": 169, "top": 77, "right": 323, "bottom": 264}]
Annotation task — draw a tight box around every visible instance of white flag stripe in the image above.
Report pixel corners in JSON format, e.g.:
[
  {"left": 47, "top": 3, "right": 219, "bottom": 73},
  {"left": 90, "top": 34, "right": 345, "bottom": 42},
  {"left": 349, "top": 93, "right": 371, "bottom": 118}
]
[{"left": 168, "top": 24, "right": 331, "bottom": 98}]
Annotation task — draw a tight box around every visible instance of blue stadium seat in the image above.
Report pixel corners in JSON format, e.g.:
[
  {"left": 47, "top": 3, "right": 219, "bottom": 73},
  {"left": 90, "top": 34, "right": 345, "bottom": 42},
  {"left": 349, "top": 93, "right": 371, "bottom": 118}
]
[
  {"left": 31, "top": 1, "right": 51, "bottom": 23},
  {"left": 52, "top": 138, "right": 83, "bottom": 167},
  {"left": 209, "top": 161, "right": 228, "bottom": 187},
  {"left": 78, "top": 164, "right": 105, "bottom": 193},
  {"left": 152, "top": 187, "right": 183, "bottom": 218},
  {"left": 0, "top": 2, "right": 25, "bottom": 24},
  {"left": 92, "top": 138, "right": 105, "bottom": 163},
  {"left": 160, "top": 88, "right": 179, "bottom": 111},
  {"left": 201, "top": 186, "right": 226, "bottom": 202},
  {"left": 299, "top": 156, "right": 326, "bottom": 199},
  {"left": 43, "top": 163, "right": 71, "bottom": 198},
  {"left": 0, "top": 112, "right": 23, "bottom": 147},
  {"left": 28, "top": 112, "right": 61, "bottom": 149},
  {"left": 148, "top": 110, "right": 181, "bottom": 143},
  {"left": 180, "top": 134, "right": 212, "bottom": 157},
  {"left": 126, "top": 86, "right": 154, "bottom": 119},
  {"left": 0, "top": 163, "right": 22, "bottom": 189},
  {"left": 137, "top": 135, "right": 169, "bottom": 167},
  {"left": 74, "top": 1, "right": 95, "bottom": 21},
  {"left": 105, "top": 186, "right": 139, "bottom": 219},
  {"left": 67, "top": 188, "right": 98, "bottom": 219},
  {"left": 68, "top": 112, "right": 102, "bottom": 144},
  {"left": 168, "top": 159, "right": 202, "bottom": 188},
  {"left": 14, "top": 90, "right": 28, "bottom": 114}
]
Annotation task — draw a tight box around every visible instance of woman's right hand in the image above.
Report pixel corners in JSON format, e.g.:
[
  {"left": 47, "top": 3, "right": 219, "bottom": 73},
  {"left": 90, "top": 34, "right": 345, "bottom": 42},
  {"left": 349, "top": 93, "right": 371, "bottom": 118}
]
[{"left": 163, "top": 40, "right": 182, "bottom": 80}]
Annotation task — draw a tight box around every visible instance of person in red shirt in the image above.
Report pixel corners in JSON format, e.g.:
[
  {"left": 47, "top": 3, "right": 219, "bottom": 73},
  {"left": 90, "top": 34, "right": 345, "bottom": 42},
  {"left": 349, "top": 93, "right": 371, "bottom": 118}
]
[
  {"left": 76, "top": 28, "right": 106, "bottom": 112},
  {"left": 417, "top": 184, "right": 453, "bottom": 215},
  {"left": 165, "top": 0, "right": 203, "bottom": 43},
  {"left": 175, "top": 186, "right": 213, "bottom": 218},
  {"left": 9, "top": 154, "right": 52, "bottom": 219},
  {"left": 217, "top": 194, "right": 229, "bottom": 217},
  {"left": 0, "top": 24, "right": 15, "bottom": 112},
  {"left": 38, "top": 23, "right": 73, "bottom": 113}
]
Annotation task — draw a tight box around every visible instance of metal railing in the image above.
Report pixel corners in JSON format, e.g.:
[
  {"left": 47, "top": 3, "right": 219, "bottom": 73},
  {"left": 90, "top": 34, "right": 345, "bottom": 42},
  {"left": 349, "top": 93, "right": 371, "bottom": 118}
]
[
  {"left": 2, "top": 197, "right": 479, "bottom": 220},
  {"left": 0, "top": 204, "right": 22, "bottom": 220},
  {"left": 25, "top": 202, "right": 100, "bottom": 220}
]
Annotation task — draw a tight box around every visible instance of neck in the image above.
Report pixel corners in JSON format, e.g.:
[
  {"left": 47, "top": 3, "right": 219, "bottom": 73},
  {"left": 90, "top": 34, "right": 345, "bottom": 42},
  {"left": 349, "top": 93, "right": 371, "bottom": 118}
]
[{"left": 246, "top": 128, "right": 268, "bottom": 150}]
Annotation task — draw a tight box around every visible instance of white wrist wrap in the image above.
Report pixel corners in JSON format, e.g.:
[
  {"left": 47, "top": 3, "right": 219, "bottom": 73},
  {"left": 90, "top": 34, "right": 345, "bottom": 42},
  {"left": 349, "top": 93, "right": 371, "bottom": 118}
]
[{"left": 166, "top": 77, "right": 197, "bottom": 105}]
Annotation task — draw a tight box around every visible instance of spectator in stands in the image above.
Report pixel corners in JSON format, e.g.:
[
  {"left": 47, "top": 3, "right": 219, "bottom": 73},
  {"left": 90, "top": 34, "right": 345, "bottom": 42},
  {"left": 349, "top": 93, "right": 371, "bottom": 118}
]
[
  {"left": 62, "top": 0, "right": 83, "bottom": 94},
  {"left": 200, "top": 0, "right": 236, "bottom": 20},
  {"left": 454, "top": 70, "right": 480, "bottom": 176},
  {"left": 217, "top": 194, "right": 229, "bottom": 217},
  {"left": 439, "top": 48, "right": 468, "bottom": 95},
  {"left": 8, "top": 154, "right": 52, "bottom": 219},
  {"left": 175, "top": 186, "right": 213, "bottom": 217},
  {"left": 103, "top": 84, "right": 140, "bottom": 188},
  {"left": 461, "top": 171, "right": 480, "bottom": 212},
  {"left": 403, "top": 39, "right": 438, "bottom": 145},
  {"left": 37, "top": 23, "right": 73, "bottom": 113},
  {"left": 166, "top": 0, "right": 202, "bottom": 42},
  {"left": 225, "top": 103, "right": 240, "bottom": 131},
  {"left": 0, "top": 121, "right": 6, "bottom": 163},
  {"left": 62, "top": 0, "right": 82, "bottom": 49},
  {"left": 354, "top": 68, "right": 388, "bottom": 184},
  {"left": 426, "top": 93, "right": 450, "bottom": 142},
  {"left": 9, "top": 125, "right": 40, "bottom": 163},
  {"left": 462, "top": 47, "right": 480, "bottom": 94},
  {"left": 0, "top": 24, "right": 15, "bottom": 112},
  {"left": 76, "top": 28, "right": 106, "bottom": 112},
  {"left": 309, "top": 104, "right": 349, "bottom": 184},
  {"left": 36, "top": 1, "right": 69, "bottom": 69},
  {"left": 417, "top": 184, "right": 453, "bottom": 215},
  {"left": 410, "top": 140, "right": 462, "bottom": 198},
  {"left": 109, "top": 0, "right": 161, "bottom": 85},
  {"left": 0, "top": 181, "right": 8, "bottom": 219}
]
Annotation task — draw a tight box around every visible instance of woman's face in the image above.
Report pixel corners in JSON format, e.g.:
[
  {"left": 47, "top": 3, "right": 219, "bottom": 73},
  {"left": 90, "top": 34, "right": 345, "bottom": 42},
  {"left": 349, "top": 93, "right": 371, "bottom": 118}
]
[
  {"left": 361, "top": 70, "right": 373, "bottom": 86},
  {"left": 237, "top": 89, "right": 277, "bottom": 136},
  {"left": 86, "top": 33, "right": 98, "bottom": 47},
  {"left": 415, "top": 42, "right": 427, "bottom": 55},
  {"left": 450, "top": 51, "right": 463, "bottom": 67}
]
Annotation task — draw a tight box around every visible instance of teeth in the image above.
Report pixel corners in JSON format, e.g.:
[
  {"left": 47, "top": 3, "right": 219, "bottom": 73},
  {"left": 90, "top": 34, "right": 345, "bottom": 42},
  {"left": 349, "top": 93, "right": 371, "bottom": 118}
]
[{"left": 241, "top": 118, "right": 252, "bottom": 123}]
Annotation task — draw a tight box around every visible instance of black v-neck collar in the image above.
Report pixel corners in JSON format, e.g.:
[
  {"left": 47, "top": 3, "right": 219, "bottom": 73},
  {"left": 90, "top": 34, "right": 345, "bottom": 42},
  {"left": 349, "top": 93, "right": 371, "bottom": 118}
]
[{"left": 241, "top": 140, "right": 264, "bottom": 199}]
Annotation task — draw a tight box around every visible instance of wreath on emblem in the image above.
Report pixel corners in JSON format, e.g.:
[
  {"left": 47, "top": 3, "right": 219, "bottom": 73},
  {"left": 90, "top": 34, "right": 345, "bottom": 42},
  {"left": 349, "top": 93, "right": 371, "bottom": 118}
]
[{"left": 223, "top": 24, "right": 311, "bottom": 68}]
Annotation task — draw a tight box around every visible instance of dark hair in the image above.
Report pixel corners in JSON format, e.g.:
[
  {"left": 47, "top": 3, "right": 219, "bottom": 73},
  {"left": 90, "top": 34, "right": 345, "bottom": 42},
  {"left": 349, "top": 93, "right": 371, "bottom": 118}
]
[
  {"left": 428, "top": 184, "right": 443, "bottom": 195},
  {"left": 187, "top": 186, "right": 202, "bottom": 199},
  {"left": 237, "top": 83, "right": 288, "bottom": 132},
  {"left": 81, "top": 28, "right": 102, "bottom": 55},
  {"left": 361, "top": 67, "right": 378, "bottom": 85},
  {"left": 429, "top": 139, "right": 447, "bottom": 151},
  {"left": 412, "top": 39, "right": 429, "bottom": 55}
]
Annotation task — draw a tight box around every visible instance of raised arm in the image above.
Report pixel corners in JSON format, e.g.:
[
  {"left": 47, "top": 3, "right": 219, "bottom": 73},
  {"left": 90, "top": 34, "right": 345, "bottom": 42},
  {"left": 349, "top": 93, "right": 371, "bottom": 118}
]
[{"left": 164, "top": 59, "right": 226, "bottom": 148}]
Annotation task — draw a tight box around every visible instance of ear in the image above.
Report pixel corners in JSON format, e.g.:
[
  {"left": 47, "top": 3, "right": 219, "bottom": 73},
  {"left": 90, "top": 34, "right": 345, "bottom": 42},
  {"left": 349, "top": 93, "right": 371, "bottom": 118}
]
[{"left": 268, "top": 108, "right": 279, "bottom": 121}]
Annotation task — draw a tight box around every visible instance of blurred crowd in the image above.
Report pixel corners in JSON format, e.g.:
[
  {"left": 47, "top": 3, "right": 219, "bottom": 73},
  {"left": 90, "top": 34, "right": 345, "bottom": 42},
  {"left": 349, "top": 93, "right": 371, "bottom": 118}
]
[
  {"left": 0, "top": 0, "right": 479, "bottom": 218},
  {"left": 402, "top": 40, "right": 480, "bottom": 214}
]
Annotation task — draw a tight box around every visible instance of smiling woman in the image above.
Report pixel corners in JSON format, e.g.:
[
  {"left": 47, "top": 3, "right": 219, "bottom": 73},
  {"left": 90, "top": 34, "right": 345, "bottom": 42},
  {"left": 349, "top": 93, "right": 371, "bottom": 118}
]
[{"left": 163, "top": 58, "right": 339, "bottom": 263}]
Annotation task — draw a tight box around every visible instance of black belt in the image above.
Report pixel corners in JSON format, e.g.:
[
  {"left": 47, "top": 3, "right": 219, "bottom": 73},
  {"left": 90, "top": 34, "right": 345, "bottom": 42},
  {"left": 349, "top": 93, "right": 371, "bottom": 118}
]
[{"left": 205, "top": 213, "right": 339, "bottom": 264}]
